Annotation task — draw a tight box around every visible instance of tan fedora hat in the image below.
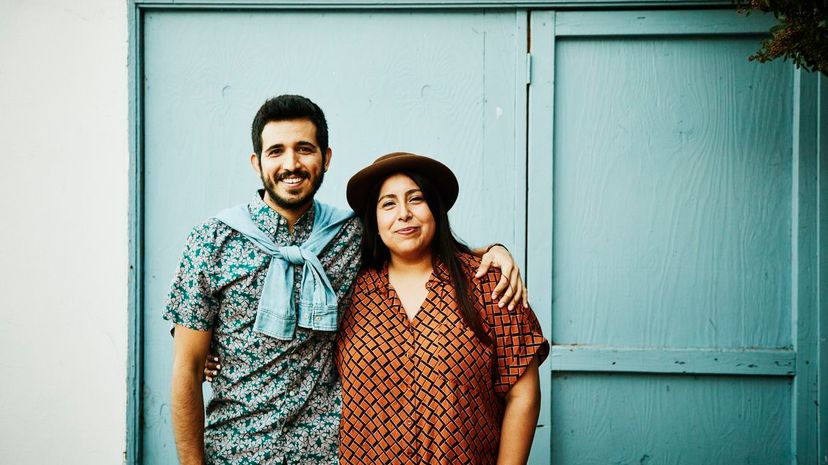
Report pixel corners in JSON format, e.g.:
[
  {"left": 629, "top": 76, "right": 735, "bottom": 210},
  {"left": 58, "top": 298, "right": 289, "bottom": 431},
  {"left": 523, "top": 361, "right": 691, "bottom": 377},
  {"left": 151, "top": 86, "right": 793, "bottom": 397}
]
[{"left": 346, "top": 152, "right": 459, "bottom": 217}]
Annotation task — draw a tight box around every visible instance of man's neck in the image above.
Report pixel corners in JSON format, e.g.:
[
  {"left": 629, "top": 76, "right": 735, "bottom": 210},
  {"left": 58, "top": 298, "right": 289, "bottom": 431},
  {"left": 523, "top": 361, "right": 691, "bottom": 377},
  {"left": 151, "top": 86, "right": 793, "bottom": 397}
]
[{"left": 262, "top": 194, "right": 313, "bottom": 233}]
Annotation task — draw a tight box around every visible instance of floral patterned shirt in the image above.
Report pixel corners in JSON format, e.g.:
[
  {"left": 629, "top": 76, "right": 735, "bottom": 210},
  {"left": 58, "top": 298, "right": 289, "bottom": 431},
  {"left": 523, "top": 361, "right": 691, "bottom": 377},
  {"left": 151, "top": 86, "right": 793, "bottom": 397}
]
[{"left": 164, "top": 192, "right": 362, "bottom": 465}]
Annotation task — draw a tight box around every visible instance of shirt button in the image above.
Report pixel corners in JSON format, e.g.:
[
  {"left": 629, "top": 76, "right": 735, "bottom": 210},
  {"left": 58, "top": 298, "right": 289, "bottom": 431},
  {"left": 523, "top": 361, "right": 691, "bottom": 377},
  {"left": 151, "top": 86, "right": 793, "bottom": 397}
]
[
  {"left": 314, "top": 316, "right": 321, "bottom": 321},
  {"left": 406, "top": 448, "right": 416, "bottom": 457},
  {"left": 404, "top": 419, "right": 413, "bottom": 426}
]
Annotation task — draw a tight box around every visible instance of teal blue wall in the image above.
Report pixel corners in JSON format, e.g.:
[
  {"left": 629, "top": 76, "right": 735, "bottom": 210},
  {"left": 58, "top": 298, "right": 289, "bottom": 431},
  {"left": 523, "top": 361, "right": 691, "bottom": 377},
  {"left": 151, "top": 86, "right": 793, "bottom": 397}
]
[{"left": 128, "top": 2, "right": 826, "bottom": 464}]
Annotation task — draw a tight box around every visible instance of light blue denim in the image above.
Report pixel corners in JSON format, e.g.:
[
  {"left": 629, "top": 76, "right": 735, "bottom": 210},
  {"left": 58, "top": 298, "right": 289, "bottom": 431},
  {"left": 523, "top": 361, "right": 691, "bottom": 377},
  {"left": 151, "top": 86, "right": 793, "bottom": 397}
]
[{"left": 214, "top": 200, "right": 354, "bottom": 340}]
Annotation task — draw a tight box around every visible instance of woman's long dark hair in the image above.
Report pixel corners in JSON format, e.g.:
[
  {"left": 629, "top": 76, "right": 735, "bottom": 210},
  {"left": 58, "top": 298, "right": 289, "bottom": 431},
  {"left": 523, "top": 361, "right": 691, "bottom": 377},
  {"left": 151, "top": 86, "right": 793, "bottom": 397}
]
[{"left": 360, "top": 171, "right": 492, "bottom": 345}]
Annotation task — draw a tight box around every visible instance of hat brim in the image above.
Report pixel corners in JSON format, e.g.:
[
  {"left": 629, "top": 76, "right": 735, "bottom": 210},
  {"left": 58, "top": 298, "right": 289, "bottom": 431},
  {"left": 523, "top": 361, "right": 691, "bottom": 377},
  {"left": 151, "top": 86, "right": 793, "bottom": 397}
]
[{"left": 346, "top": 152, "right": 459, "bottom": 217}]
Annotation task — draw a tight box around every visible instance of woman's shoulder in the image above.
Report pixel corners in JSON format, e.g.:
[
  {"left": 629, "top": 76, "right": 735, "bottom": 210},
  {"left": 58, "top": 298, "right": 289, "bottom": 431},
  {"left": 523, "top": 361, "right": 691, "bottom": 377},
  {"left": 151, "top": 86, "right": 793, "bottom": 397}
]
[
  {"left": 455, "top": 251, "right": 502, "bottom": 287},
  {"left": 453, "top": 252, "right": 499, "bottom": 304},
  {"left": 353, "top": 265, "right": 386, "bottom": 293},
  {"left": 455, "top": 251, "right": 481, "bottom": 271}
]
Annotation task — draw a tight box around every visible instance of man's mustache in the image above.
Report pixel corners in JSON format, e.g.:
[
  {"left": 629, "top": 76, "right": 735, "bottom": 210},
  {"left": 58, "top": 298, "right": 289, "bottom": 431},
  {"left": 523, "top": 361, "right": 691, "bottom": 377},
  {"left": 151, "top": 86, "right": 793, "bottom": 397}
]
[{"left": 277, "top": 170, "right": 310, "bottom": 181}]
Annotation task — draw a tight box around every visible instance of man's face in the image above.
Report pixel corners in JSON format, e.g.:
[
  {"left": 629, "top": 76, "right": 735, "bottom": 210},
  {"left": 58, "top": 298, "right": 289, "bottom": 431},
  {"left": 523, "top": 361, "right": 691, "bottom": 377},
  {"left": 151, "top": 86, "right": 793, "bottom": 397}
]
[{"left": 251, "top": 119, "right": 331, "bottom": 214}]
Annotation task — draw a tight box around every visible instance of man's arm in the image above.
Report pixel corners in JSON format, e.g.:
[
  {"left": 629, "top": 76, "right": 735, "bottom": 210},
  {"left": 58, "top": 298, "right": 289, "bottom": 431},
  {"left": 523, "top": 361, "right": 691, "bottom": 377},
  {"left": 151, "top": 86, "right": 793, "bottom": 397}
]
[
  {"left": 171, "top": 324, "right": 213, "bottom": 465},
  {"left": 496, "top": 357, "right": 541, "bottom": 465},
  {"left": 472, "top": 244, "right": 527, "bottom": 310}
]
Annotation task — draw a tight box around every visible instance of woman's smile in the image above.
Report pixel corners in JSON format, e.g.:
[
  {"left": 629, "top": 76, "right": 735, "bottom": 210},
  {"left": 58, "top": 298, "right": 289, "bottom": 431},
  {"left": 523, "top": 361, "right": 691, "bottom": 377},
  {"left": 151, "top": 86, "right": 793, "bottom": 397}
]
[{"left": 395, "top": 226, "right": 420, "bottom": 235}]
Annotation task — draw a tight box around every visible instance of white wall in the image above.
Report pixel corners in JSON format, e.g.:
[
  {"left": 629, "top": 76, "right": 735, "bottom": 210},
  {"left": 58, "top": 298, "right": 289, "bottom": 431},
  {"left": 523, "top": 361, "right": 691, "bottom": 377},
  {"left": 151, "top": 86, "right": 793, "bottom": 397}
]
[{"left": 0, "top": 1, "right": 129, "bottom": 463}]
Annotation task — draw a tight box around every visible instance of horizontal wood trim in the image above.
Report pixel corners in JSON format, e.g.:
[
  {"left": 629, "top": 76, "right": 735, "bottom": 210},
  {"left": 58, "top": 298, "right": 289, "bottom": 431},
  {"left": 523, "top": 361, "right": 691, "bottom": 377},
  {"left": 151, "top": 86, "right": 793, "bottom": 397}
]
[
  {"left": 134, "top": 0, "right": 731, "bottom": 9},
  {"left": 555, "top": 9, "right": 775, "bottom": 36},
  {"left": 550, "top": 345, "right": 796, "bottom": 376}
]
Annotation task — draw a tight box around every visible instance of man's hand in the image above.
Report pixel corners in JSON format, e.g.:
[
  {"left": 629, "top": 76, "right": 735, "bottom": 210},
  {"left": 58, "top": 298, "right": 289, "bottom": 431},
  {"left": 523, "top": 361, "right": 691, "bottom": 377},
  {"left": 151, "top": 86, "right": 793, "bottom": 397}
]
[
  {"left": 204, "top": 355, "right": 221, "bottom": 382},
  {"left": 171, "top": 325, "right": 212, "bottom": 465},
  {"left": 475, "top": 244, "right": 527, "bottom": 310}
]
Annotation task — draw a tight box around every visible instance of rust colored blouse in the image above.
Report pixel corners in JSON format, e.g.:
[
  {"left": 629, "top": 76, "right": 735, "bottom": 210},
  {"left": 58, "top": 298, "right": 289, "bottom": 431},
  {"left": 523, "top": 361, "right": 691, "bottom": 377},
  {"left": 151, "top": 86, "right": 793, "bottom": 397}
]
[{"left": 336, "top": 253, "right": 549, "bottom": 464}]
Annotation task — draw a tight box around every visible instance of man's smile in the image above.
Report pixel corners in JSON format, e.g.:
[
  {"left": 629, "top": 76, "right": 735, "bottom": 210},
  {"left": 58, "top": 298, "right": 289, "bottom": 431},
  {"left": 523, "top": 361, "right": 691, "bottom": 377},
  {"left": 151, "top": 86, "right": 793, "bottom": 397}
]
[{"left": 278, "top": 171, "right": 309, "bottom": 188}]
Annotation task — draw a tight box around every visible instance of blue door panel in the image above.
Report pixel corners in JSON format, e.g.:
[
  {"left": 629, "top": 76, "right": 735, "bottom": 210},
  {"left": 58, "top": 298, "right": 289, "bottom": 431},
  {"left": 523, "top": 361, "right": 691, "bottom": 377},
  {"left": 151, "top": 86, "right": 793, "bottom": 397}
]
[
  {"left": 552, "top": 36, "right": 793, "bottom": 350},
  {"left": 527, "top": 9, "right": 815, "bottom": 465},
  {"left": 551, "top": 373, "right": 791, "bottom": 465},
  {"left": 142, "top": 9, "right": 526, "bottom": 465}
]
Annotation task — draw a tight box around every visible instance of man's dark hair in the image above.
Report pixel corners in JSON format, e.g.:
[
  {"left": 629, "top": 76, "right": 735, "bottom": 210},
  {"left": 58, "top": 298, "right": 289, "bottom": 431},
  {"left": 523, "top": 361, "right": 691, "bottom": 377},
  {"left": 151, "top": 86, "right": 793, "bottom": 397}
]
[
  {"left": 251, "top": 95, "right": 329, "bottom": 159},
  {"left": 359, "top": 171, "right": 492, "bottom": 345}
]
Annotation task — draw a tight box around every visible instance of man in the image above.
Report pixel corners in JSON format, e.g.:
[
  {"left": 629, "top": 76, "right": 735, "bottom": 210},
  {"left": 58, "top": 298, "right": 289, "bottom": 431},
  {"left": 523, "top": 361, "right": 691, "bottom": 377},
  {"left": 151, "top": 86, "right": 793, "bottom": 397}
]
[{"left": 164, "top": 95, "right": 526, "bottom": 464}]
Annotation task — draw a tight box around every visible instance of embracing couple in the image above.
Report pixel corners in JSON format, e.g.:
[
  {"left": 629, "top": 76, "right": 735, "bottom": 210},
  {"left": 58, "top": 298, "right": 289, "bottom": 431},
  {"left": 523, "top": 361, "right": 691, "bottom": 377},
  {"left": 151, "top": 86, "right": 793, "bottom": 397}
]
[{"left": 164, "top": 95, "right": 549, "bottom": 465}]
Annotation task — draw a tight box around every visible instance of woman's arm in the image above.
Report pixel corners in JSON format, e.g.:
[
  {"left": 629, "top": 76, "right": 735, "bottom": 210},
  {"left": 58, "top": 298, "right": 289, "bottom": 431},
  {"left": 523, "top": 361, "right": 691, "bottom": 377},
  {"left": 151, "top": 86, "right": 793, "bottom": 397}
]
[{"left": 497, "top": 357, "right": 541, "bottom": 465}]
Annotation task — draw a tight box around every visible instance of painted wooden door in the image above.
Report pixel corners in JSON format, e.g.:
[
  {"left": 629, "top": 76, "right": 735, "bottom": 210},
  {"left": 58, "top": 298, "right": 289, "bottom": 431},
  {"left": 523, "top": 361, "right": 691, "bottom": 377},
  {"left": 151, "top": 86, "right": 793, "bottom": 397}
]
[
  {"left": 526, "top": 10, "right": 823, "bottom": 465},
  {"left": 140, "top": 9, "right": 529, "bottom": 465}
]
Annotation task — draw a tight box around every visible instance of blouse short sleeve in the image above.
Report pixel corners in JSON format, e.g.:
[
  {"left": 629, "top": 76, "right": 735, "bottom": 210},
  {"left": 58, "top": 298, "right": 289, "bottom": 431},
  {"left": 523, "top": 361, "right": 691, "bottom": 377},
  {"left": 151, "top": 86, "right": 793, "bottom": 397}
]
[{"left": 477, "top": 268, "right": 550, "bottom": 397}]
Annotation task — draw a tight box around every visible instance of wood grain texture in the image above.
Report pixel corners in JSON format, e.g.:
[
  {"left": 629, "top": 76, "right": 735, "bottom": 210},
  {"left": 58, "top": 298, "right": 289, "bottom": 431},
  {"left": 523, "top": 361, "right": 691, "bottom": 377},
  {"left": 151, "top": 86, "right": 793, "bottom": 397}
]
[
  {"left": 792, "top": 69, "right": 820, "bottom": 465},
  {"left": 552, "top": 36, "right": 794, "bottom": 350},
  {"left": 555, "top": 10, "right": 776, "bottom": 36},
  {"left": 532, "top": 12, "right": 810, "bottom": 464},
  {"left": 551, "top": 373, "right": 792, "bottom": 465},
  {"left": 550, "top": 345, "right": 795, "bottom": 376},
  {"left": 527, "top": 10, "right": 556, "bottom": 465},
  {"left": 818, "top": 73, "right": 828, "bottom": 465}
]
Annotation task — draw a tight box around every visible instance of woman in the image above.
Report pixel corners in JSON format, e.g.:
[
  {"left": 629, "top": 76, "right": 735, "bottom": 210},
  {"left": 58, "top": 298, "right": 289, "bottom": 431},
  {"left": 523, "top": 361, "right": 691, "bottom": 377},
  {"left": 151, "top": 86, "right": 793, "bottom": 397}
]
[{"left": 337, "top": 152, "right": 549, "bottom": 465}]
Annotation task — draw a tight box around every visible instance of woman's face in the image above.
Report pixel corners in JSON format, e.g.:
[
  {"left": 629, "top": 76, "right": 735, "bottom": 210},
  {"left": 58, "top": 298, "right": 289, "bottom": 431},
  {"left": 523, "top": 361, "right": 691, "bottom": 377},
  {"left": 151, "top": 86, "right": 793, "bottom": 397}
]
[{"left": 376, "top": 173, "right": 436, "bottom": 263}]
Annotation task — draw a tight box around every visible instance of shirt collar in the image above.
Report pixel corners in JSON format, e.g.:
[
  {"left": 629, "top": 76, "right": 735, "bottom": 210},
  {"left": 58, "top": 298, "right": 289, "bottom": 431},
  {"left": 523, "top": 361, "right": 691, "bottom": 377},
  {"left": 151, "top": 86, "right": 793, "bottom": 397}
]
[
  {"left": 430, "top": 257, "right": 452, "bottom": 284},
  {"left": 248, "top": 190, "right": 316, "bottom": 243},
  {"left": 361, "top": 256, "right": 452, "bottom": 297}
]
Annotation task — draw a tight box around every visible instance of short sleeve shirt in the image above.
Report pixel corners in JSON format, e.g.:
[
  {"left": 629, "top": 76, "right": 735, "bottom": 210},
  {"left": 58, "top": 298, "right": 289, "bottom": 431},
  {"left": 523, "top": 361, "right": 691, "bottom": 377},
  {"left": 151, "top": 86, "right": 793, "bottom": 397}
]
[
  {"left": 163, "top": 192, "right": 362, "bottom": 465},
  {"left": 336, "top": 253, "right": 549, "bottom": 465}
]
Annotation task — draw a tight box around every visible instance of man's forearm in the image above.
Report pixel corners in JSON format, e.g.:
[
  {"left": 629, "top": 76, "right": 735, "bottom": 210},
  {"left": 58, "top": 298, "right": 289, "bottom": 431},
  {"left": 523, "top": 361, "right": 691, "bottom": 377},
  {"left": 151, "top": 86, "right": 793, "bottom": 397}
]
[
  {"left": 471, "top": 243, "right": 506, "bottom": 257},
  {"left": 171, "top": 365, "right": 206, "bottom": 465}
]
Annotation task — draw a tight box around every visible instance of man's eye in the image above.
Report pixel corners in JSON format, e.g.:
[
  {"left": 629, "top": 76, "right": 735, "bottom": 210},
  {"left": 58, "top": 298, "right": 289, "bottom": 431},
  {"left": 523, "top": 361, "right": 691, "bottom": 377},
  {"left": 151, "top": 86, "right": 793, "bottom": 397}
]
[{"left": 298, "top": 146, "right": 313, "bottom": 153}]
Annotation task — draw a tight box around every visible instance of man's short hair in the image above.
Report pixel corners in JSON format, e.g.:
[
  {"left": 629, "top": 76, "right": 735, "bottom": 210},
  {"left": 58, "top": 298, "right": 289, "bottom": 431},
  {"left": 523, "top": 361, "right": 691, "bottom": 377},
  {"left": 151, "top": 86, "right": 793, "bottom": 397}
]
[{"left": 251, "top": 95, "right": 329, "bottom": 158}]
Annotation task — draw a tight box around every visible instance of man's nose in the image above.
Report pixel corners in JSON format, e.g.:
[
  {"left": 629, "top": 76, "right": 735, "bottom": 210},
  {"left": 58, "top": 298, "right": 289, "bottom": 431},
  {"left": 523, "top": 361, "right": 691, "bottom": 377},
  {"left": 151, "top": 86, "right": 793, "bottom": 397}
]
[{"left": 282, "top": 150, "right": 301, "bottom": 170}]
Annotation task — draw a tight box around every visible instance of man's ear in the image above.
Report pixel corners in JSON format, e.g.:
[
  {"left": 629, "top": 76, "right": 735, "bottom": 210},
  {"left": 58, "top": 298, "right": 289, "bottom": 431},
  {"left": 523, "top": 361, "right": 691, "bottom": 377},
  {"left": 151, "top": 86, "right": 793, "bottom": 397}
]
[
  {"left": 324, "top": 148, "right": 333, "bottom": 172},
  {"left": 250, "top": 152, "right": 261, "bottom": 175}
]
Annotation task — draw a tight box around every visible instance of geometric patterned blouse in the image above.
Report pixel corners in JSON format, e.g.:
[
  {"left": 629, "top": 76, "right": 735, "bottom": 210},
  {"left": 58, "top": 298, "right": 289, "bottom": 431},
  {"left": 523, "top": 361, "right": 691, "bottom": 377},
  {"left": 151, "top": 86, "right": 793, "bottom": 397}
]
[{"left": 336, "top": 253, "right": 549, "bottom": 464}]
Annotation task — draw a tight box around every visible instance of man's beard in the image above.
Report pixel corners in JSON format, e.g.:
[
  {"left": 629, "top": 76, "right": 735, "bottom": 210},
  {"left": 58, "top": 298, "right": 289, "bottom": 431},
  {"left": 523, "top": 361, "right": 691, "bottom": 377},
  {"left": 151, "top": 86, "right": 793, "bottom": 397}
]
[{"left": 261, "top": 168, "right": 325, "bottom": 211}]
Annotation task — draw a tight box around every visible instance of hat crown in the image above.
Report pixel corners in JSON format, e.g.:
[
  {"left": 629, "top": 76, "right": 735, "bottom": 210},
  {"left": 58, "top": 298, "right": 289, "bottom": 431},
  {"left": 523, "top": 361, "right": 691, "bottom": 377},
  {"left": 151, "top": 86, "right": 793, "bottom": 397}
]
[
  {"left": 373, "top": 152, "right": 416, "bottom": 164},
  {"left": 346, "top": 151, "right": 459, "bottom": 216}
]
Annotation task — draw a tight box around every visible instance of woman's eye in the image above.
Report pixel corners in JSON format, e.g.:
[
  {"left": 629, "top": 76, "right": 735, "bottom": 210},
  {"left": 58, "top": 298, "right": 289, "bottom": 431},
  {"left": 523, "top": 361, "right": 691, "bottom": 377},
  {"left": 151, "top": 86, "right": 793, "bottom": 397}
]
[{"left": 409, "top": 196, "right": 424, "bottom": 203}]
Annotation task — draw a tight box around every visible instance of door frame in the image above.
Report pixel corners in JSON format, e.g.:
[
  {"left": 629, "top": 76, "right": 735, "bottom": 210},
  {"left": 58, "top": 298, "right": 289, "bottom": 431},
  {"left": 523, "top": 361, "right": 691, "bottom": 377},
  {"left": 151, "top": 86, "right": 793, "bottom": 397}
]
[{"left": 126, "top": 2, "right": 823, "bottom": 464}]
